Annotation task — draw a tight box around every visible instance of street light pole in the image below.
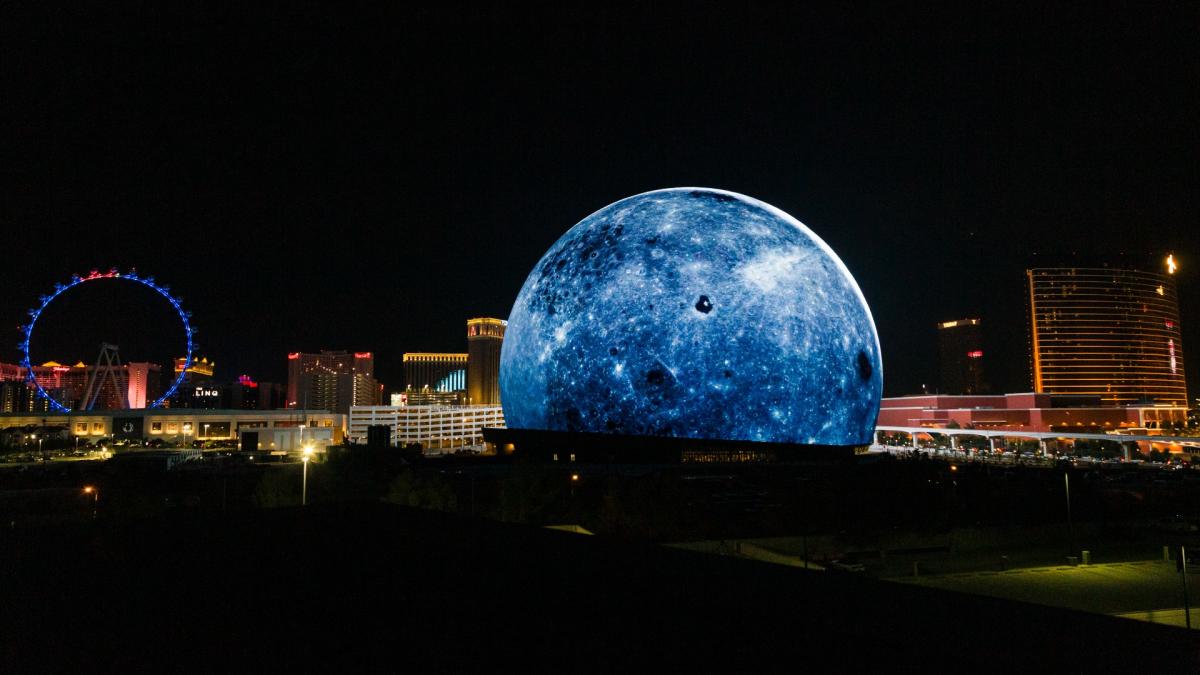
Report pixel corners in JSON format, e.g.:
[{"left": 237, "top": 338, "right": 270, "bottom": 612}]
[
  {"left": 83, "top": 486, "right": 98, "bottom": 520},
  {"left": 1065, "top": 471, "right": 1075, "bottom": 557},
  {"left": 1182, "top": 545, "right": 1192, "bottom": 630},
  {"left": 301, "top": 444, "right": 313, "bottom": 506}
]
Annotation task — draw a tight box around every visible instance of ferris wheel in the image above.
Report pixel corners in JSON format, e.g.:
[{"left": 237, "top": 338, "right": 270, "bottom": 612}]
[{"left": 18, "top": 268, "right": 195, "bottom": 412}]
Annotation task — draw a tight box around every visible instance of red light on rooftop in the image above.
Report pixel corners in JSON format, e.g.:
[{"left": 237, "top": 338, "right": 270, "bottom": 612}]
[{"left": 967, "top": 350, "right": 983, "bottom": 358}]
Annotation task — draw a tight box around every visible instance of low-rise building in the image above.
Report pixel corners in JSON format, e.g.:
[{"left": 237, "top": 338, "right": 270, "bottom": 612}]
[
  {"left": 877, "top": 392, "right": 1188, "bottom": 433},
  {"left": 0, "top": 409, "right": 345, "bottom": 446},
  {"left": 349, "top": 405, "right": 504, "bottom": 454}
]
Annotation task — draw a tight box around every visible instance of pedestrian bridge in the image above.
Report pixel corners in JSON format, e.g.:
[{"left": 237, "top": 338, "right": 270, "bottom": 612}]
[{"left": 873, "top": 425, "right": 1200, "bottom": 460}]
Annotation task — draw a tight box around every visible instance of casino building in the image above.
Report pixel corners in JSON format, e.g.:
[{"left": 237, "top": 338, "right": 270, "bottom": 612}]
[
  {"left": 1026, "top": 258, "right": 1187, "bottom": 406},
  {"left": 938, "top": 318, "right": 986, "bottom": 394},
  {"left": 402, "top": 352, "right": 467, "bottom": 392},
  {"left": 876, "top": 392, "right": 1187, "bottom": 434},
  {"left": 0, "top": 360, "right": 162, "bottom": 411},
  {"left": 287, "top": 350, "right": 381, "bottom": 414},
  {"left": 0, "top": 408, "right": 345, "bottom": 449},
  {"left": 467, "top": 318, "right": 506, "bottom": 406}
]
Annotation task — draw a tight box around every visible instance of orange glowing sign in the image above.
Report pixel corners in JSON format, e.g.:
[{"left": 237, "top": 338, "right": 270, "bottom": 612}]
[
  {"left": 354, "top": 352, "right": 372, "bottom": 359},
  {"left": 288, "top": 353, "right": 300, "bottom": 360}
]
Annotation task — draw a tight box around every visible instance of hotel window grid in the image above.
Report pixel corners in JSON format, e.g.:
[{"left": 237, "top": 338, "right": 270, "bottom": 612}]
[{"left": 1027, "top": 267, "right": 1187, "bottom": 405}]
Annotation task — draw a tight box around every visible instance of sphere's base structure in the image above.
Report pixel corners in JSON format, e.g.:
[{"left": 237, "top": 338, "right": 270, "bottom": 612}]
[{"left": 482, "top": 427, "right": 858, "bottom": 464}]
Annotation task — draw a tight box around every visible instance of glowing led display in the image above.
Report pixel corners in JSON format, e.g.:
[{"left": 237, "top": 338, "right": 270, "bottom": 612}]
[{"left": 500, "top": 188, "right": 882, "bottom": 446}]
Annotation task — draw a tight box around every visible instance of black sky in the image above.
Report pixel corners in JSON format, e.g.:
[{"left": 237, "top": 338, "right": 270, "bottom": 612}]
[{"left": 2, "top": 2, "right": 1197, "bottom": 397}]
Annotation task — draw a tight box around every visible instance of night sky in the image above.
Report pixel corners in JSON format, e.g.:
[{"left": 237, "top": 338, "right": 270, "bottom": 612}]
[{"left": 2, "top": 3, "right": 1197, "bottom": 398}]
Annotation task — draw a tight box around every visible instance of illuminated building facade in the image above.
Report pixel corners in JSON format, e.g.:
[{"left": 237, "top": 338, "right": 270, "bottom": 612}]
[
  {"left": 0, "top": 364, "right": 46, "bottom": 413},
  {"left": 877, "top": 393, "right": 1187, "bottom": 433},
  {"left": 467, "top": 318, "right": 506, "bottom": 406},
  {"left": 125, "top": 362, "right": 162, "bottom": 409},
  {"left": 403, "top": 353, "right": 468, "bottom": 392},
  {"left": 0, "top": 381, "right": 50, "bottom": 413},
  {"left": 229, "top": 375, "right": 287, "bottom": 410},
  {"left": 0, "top": 408, "right": 345, "bottom": 447},
  {"left": 287, "top": 350, "right": 381, "bottom": 414},
  {"left": 407, "top": 390, "right": 464, "bottom": 406},
  {"left": 174, "top": 356, "right": 215, "bottom": 383},
  {"left": 1027, "top": 261, "right": 1187, "bottom": 405},
  {"left": 2, "top": 360, "right": 162, "bottom": 410},
  {"left": 938, "top": 318, "right": 986, "bottom": 394},
  {"left": 348, "top": 404, "right": 505, "bottom": 453}
]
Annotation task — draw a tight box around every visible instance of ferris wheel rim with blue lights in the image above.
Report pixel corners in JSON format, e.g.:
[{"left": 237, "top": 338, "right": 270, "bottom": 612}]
[{"left": 19, "top": 269, "right": 194, "bottom": 413}]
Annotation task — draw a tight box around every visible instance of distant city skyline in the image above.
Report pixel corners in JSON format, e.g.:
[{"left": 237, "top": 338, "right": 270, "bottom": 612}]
[{"left": 4, "top": 254, "right": 1195, "bottom": 405}]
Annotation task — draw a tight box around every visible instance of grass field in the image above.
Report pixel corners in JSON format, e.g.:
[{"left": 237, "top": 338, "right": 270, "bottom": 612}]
[{"left": 897, "top": 561, "right": 1198, "bottom": 628}]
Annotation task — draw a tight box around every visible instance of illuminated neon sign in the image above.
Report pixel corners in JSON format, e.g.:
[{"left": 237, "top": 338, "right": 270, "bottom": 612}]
[{"left": 967, "top": 350, "right": 983, "bottom": 359}]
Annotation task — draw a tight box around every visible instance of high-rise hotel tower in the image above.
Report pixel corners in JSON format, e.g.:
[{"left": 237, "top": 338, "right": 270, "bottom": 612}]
[
  {"left": 467, "top": 318, "right": 506, "bottom": 405},
  {"left": 1026, "top": 256, "right": 1186, "bottom": 406}
]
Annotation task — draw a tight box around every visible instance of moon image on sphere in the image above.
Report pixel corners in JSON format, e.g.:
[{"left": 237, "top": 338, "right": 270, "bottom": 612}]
[{"left": 500, "top": 187, "right": 882, "bottom": 446}]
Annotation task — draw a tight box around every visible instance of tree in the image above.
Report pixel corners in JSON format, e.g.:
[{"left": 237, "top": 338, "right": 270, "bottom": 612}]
[
  {"left": 384, "top": 469, "right": 458, "bottom": 512},
  {"left": 253, "top": 467, "right": 300, "bottom": 508}
]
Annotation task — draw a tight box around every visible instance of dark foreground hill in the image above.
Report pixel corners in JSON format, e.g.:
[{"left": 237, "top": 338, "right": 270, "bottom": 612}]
[{"left": 1, "top": 502, "right": 1196, "bottom": 672}]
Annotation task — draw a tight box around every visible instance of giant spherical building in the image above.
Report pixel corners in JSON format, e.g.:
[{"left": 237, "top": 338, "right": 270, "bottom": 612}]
[{"left": 500, "top": 188, "right": 882, "bottom": 446}]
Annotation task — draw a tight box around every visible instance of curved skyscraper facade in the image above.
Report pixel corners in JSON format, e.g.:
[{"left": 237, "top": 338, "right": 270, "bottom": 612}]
[{"left": 1026, "top": 262, "right": 1186, "bottom": 405}]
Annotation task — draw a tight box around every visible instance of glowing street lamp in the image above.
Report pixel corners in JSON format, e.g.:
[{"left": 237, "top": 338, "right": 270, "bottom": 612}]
[
  {"left": 82, "top": 485, "right": 98, "bottom": 519},
  {"left": 301, "top": 444, "right": 314, "bottom": 506}
]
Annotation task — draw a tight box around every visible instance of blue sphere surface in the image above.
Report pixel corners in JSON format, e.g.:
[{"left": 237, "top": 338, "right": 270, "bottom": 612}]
[{"left": 500, "top": 188, "right": 882, "bottom": 445}]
